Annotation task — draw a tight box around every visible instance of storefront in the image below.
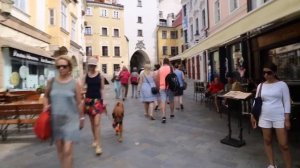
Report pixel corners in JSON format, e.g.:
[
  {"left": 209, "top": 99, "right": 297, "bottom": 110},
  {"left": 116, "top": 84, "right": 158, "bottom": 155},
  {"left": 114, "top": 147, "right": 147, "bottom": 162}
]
[{"left": 2, "top": 47, "right": 55, "bottom": 90}]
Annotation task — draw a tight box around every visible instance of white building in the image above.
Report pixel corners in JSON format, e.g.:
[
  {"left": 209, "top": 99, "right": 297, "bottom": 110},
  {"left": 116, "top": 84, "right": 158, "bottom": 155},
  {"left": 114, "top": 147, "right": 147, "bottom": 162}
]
[
  {"left": 159, "top": 0, "right": 181, "bottom": 26},
  {"left": 119, "top": 0, "right": 159, "bottom": 70}
]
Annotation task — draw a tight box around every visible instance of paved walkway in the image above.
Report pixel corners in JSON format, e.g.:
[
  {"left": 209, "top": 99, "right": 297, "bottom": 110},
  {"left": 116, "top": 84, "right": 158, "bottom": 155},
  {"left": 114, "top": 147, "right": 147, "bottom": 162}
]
[{"left": 1, "top": 80, "right": 299, "bottom": 168}]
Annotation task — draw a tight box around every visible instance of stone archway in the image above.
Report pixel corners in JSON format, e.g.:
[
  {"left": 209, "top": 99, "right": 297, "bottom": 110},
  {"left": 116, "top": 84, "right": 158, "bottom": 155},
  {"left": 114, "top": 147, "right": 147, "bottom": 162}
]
[{"left": 130, "top": 50, "right": 150, "bottom": 72}]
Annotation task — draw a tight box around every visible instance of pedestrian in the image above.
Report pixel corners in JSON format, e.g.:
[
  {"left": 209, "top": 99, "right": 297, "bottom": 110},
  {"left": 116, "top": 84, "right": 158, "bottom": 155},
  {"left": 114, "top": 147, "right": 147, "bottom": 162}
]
[
  {"left": 158, "top": 58, "right": 175, "bottom": 123},
  {"left": 44, "top": 55, "right": 84, "bottom": 168},
  {"left": 173, "top": 64, "right": 185, "bottom": 110},
  {"left": 83, "top": 57, "right": 105, "bottom": 155},
  {"left": 138, "top": 64, "right": 157, "bottom": 120},
  {"left": 206, "top": 76, "right": 224, "bottom": 113},
  {"left": 112, "top": 67, "right": 121, "bottom": 99},
  {"left": 130, "top": 67, "right": 139, "bottom": 98},
  {"left": 250, "top": 62, "right": 292, "bottom": 168},
  {"left": 153, "top": 64, "right": 161, "bottom": 111},
  {"left": 119, "top": 66, "right": 131, "bottom": 101}
]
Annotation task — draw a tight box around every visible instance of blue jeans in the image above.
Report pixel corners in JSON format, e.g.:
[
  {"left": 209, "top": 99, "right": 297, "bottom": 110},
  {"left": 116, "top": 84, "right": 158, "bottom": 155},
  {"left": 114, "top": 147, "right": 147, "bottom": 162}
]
[{"left": 114, "top": 81, "right": 121, "bottom": 98}]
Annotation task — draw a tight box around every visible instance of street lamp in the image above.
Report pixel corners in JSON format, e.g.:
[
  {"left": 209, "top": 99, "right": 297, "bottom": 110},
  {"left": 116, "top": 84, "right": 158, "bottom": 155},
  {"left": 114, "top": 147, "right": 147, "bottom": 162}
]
[{"left": 0, "top": 0, "right": 13, "bottom": 22}]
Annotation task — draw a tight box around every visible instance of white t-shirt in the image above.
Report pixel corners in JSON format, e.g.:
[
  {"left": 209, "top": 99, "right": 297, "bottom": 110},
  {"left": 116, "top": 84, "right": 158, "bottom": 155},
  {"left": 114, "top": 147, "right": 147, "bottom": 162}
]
[{"left": 258, "top": 81, "right": 291, "bottom": 121}]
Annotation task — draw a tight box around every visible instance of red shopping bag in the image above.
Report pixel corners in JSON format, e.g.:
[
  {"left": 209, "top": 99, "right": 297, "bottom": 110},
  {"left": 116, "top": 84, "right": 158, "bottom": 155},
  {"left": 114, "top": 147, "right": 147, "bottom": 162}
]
[{"left": 34, "top": 110, "right": 51, "bottom": 140}]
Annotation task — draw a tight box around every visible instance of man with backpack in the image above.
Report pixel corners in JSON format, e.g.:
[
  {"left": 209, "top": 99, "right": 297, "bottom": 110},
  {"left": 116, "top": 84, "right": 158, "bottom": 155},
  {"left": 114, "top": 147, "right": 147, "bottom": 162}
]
[
  {"left": 158, "top": 58, "right": 180, "bottom": 123},
  {"left": 130, "top": 67, "right": 139, "bottom": 98}
]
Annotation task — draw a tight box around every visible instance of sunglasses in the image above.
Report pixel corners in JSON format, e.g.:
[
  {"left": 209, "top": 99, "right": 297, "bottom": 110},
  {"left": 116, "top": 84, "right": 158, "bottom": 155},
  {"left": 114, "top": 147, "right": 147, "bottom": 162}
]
[
  {"left": 263, "top": 70, "right": 273, "bottom": 75},
  {"left": 56, "top": 65, "right": 69, "bottom": 69}
]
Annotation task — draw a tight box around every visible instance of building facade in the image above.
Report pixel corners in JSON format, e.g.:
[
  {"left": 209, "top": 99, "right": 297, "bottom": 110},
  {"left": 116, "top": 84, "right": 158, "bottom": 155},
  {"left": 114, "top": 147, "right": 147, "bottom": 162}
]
[
  {"left": 85, "top": 0, "right": 128, "bottom": 77},
  {"left": 0, "top": 0, "right": 53, "bottom": 90},
  {"left": 119, "top": 0, "right": 159, "bottom": 70},
  {"left": 178, "top": 0, "right": 300, "bottom": 102},
  {"left": 0, "top": 0, "right": 86, "bottom": 91},
  {"left": 157, "top": 10, "right": 184, "bottom": 65}
]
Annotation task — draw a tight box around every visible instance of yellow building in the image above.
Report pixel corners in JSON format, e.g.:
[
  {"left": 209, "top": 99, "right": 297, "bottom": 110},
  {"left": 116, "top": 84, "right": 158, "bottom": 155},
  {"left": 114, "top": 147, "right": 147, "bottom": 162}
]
[
  {"left": 157, "top": 11, "right": 184, "bottom": 65},
  {"left": 46, "top": 0, "right": 86, "bottom": 78},
  {"left": 85, "top": 0, "right": 128, "bottom": 77},
  {"left": 0, "top": 0, "right": 86, "bottom": 90}
]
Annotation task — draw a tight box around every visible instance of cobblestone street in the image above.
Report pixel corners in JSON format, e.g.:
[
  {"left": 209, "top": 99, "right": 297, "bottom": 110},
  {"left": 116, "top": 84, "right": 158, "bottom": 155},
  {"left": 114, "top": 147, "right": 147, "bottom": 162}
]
[{"left": 1, "top": 80, "right": 299, "bottom": 168}]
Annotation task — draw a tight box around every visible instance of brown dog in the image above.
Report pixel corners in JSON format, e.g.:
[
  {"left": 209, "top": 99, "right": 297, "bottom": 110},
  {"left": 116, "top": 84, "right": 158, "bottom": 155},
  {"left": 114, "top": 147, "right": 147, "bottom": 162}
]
[{"left": 112, "top": 101, "right": 124, "bottom": 142}]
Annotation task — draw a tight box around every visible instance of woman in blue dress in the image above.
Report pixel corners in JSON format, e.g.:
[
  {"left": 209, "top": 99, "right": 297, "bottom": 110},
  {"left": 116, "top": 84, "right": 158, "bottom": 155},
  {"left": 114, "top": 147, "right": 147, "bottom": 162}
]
[
  {"left": 138, "top": 64, "right": 157, "bottom": 120},
  {"left": 44, "top": 55, "right": 84, "bottom": 168}
]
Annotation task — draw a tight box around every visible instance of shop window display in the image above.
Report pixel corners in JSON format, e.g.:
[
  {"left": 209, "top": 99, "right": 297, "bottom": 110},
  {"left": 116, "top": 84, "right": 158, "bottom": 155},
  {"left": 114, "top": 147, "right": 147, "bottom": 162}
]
[{"left": 269, "top": 42, "right": 300, "bottom": 81}]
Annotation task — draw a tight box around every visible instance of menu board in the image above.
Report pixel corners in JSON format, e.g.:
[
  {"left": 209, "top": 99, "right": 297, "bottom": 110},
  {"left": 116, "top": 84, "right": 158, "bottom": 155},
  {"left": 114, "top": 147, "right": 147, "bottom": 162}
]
[{"left": 223, "top": 91, "right": 252, "bottom": 100}]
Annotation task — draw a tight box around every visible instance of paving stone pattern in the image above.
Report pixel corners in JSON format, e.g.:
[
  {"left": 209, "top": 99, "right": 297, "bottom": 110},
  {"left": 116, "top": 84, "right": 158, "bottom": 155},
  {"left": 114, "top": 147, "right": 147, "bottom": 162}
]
[{"left": 1, "top": 80, "right": 299, "bottom": 168}]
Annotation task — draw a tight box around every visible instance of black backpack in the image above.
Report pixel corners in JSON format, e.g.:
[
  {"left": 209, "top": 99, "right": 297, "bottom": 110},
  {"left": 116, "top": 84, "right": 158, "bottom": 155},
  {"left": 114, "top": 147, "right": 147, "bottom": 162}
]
[{"left": 165, "top": 66, "right": 180, "bottom": 92}]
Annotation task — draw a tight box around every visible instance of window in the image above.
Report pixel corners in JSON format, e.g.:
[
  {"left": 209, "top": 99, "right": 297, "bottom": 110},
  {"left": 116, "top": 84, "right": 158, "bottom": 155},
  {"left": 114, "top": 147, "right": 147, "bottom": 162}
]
[
  {"left": 171, "top": 47, "right": 178, "bottom": 56},
  {"left": 190, "top": 24, "right": 193, "bottom": 40},
  {"left": 85, "top": 26, "right": 92, "bottom": 35},
  {"left": 184, "top": 30, "right": 188, "bottom": 43},
  {"left": 162, "top": 31, "right": 167, "bottom": 39},
  {"left": 170, "top": 31, "right": 178, "bottom": 39},
  {"left": 137, "top": 16, "right": 142, "bottom": 23},
  {"left": 14, "top": 0, "right": 26, "bottom": 11},
  {"left": 86, "top": 46, "right": 92, "bottom": 56},
  {"left": 113, "top": 29, "right": 119, "bottom": 37},
  {"left": 137, "top": 0, "right": 142, "bottom": 7},
  {"left": 101, "top": 9, "right": 107, "bottom": 17},
  {"left": 202, "top": 9, "right": 206, "bottom": 29},
  {"left": 269, "top": 42, "right": 300, "bottom": 81},
  {"left": 249, "top": 0, "right": 271, "bottom": 11},
  {"left": 114, "top": 46, "right": 120, "bottom": 56},
  {"left": 86, "top": 7, "right": 92, "bottom": 15},
  {"left": 230, "top": 0, "right": 238, "bottom": 12},
  {"left": 71, "top": 19, "right": 76, "bottom": 41},
  {"left": 113, "top": 64, "right": 120, "bottom": 71},
  {"left": 195, "top": 18, "right": 199, "bottom": 35},
  {"left": 214, "top": 0, "right": 221, "bottom": 23},
  {"left": 113, "top": 11, "right": 119, "bottom": 18},
  {"left": 159, "top": 11, "right": 163, "bottom": 18},
  {"left": 180, "top": 29, "right": 183, "bottom": 37},
  {"left": 163, "top": 46, "right": 168, "bottom": 55},
  {"left": 102, "top": 27, "right": 108, "bottom": 36},
  {"left": 183, "top": 5, "right": 187, "bottom": 16},
  {"left": 102, "top": 46, "right": 108, "bottom": 56},
  {"left": 102, "top": 64, "right": 107, "bottom": 74},
  {"left": 49, "top": 9, "right": 55, "bottom": 25},
  {"left": 137, "top": 30, "right": 143, "bottom": 37},
  {"left": 61, "top": 2, "right": 67, "bottom": 30}
]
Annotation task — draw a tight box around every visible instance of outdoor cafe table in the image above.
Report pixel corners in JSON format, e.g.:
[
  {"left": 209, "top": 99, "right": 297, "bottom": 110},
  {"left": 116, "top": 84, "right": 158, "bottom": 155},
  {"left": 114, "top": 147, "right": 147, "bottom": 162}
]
[{"left": 218, "top": 91, "right": 252, "bottom": 148}]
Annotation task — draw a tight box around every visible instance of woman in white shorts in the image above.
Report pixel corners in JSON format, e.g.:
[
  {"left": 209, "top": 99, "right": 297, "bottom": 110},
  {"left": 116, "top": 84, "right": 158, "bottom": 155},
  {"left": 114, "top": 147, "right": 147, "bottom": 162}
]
[{"left": 251, "top": 62, "right": 291, "bottom": 168}]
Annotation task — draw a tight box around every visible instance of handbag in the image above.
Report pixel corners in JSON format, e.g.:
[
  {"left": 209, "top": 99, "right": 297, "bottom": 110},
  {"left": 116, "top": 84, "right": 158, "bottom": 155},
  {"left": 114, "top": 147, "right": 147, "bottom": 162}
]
[
  {"left": 144, "top": 74, "right": 158, "bottom": 94},
  {"left": 251, "top": 83, "right": 263, "bottom": 121},
  {"left": 183, "top": 81, "right": 187, "bottom": 90},
  {"left": 34, "top": 110, "right": 52, "bottom": 140}
]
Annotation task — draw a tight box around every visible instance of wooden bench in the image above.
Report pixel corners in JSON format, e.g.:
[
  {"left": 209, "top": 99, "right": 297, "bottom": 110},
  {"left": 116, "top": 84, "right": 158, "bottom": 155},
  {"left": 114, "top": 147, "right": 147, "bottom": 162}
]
[{"left": 0, "top": 103, "right": 43, "bottom": 141}]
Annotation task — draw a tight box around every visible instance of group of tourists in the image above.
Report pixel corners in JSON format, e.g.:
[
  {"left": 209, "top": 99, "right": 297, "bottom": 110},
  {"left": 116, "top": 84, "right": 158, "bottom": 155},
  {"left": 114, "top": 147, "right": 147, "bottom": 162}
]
[{"left": 45, "top": 55, "right": 292, "bottom": 168}]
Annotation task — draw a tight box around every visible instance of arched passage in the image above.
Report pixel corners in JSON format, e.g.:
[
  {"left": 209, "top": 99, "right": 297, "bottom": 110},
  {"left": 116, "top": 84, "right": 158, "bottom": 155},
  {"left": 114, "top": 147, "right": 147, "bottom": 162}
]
[{"left": 130, "top": 50, "right": 150, "bottom": 72}]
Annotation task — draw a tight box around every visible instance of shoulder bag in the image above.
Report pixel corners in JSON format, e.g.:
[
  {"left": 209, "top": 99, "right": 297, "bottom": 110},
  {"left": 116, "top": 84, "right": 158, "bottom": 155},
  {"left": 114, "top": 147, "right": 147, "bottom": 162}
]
[
  {"left": 251, "top": 83, "right": 263, "bottom": 121},
  {"left": 144, "top": 74, "right": 159, "bottom": 94}
]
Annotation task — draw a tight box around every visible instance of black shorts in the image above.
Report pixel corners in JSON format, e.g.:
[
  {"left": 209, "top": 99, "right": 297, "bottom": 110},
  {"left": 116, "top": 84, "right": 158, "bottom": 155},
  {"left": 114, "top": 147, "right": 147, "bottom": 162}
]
[{"left": 175, "top": 87, "right": 184, "bottom": 96}]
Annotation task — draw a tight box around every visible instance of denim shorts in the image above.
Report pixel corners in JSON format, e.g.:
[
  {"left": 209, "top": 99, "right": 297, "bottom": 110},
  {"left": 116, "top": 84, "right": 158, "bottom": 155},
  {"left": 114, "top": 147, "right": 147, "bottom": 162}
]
[{"left": 160, "top": 89, "right": 174, "bottom": 102}]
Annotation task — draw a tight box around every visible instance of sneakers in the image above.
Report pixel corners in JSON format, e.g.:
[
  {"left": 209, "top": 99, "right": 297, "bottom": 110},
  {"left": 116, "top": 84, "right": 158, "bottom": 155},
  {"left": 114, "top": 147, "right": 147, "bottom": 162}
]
[
  {"left": 180, "top": 104, "right": 184, "bottom": 110},
  {"left": 95, "top": 146, "right": 102, "bottom": 155},
  {"left": 170, "top": 115, "right": 175, "bottom": 118},
  {"left": 162, "top": 117, "right": 166, "bottom": 123},
  {"left": 267, "top": 165, "right": 277, "bottom": 168},
  {"left": 91, "top": 142, "right": 97, "bottom": 147}
]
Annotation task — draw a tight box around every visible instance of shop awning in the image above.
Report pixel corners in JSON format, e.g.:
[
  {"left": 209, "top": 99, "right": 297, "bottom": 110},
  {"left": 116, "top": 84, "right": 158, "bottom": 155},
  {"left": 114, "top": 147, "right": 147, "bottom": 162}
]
[
  {"left": 169, "top": 55, "right": 183, "bottom": 61},
  {"left": 180, "top": 0, "right": 300, "bottom": 59},
  {"left": 0, "top": 37, "right": 53, "bottom": 59}
]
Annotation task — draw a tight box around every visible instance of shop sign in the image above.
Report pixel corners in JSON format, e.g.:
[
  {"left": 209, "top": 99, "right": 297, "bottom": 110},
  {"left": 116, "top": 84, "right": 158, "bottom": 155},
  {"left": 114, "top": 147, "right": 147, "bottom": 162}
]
[{"left": 11, "top": 49, "right": 55, "bottom": 65}]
